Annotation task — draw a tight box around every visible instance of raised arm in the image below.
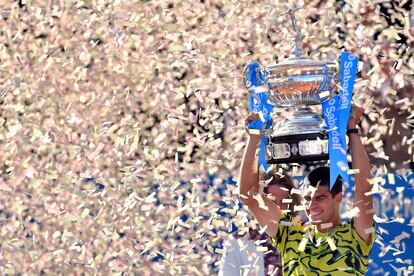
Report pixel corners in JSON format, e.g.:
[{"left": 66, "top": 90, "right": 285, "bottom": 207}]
[
  {"left": 238, "top": 113, "right": 282, "bottom": 238},
  {"left": 348, "top": 106, "right": 374, "bottom": 244}
]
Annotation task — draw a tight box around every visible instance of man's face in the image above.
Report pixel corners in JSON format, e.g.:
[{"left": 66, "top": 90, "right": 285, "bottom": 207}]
[
  {"left": 267, "top": 185, "right": 291, "bottom": 210},
  {"left": 303, "top": 185, "right": 342, "bottom": 224}
]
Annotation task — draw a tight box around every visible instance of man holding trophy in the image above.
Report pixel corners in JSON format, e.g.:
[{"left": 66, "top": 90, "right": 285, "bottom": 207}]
[{"left": 238, "top": 9, "right": 375, "bottom": 275}]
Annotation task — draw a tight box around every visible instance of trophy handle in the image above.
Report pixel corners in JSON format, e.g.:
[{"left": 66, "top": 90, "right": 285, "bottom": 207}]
[{"left": 242, "top": 62, "right": 266, "bottom": 89}]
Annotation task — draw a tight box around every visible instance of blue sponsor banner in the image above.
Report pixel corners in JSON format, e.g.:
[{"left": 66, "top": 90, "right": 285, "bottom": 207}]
[
  {"left": 322, "top": 52, "right": 358, "bottom": 189},
  {"left": 245, "top": 61, "right": 273, "bottom": 173}
]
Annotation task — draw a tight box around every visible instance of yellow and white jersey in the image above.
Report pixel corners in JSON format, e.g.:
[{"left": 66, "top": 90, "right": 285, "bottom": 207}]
[{"left": 270, "top": 213, "right": 375, "bottom": 275}]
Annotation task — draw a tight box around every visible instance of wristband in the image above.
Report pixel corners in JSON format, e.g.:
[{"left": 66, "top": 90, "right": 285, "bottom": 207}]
[{"left": 346, "top": 128, "right": 360, "bottom": 136}]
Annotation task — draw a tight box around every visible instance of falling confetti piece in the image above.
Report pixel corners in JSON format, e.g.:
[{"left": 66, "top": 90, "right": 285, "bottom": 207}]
[
  {"left": 387, "top": 174, "right": 395, "bottom": 184},
  {"left": 291, "top": 189, "right": 302, "bottom": 196},
  {"left": 348, "top": 169, "right": 360, "bottom": 175},
  {"left": 256, "top": 246, "right": 269, "bottom": 252},
  {"left": 280, "top": 221, "right": 292, "bottom": 227},
  {"left": 319, "top": 91, "right": 330, "bottom": 99},
  {"left": 321, "top": 223, "right": 333, "bottom": 229},
  {"left": 342, "top": 207, "right": 360, "bottom": 219},
  {"left": 298, "top": 238, "right": 308, "bottom": 252},
  {"left": 326, "top": 237, "right": 337, "bottom": 251},
  {"left": 368, "top": 177, "right": 385, "bottom": 185},
  {"left": 364, "top": 227, "right": 375, "bottom": 235},
  {"left": 209, "top": 138, "right": 222, "bottom": 147},
  {"left": 294, "top": 205, "right": 306, "bottom": 212},
  {"left": 215, "top": 248, "right": 225, "bottom": 254},
  {"left": 253, "top": 194, "right": 268, "bottom": 211}
]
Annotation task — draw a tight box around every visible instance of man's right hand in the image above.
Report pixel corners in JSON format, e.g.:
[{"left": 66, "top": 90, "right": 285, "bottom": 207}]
[{"left": 244, "top": 112, "right": 266, "bottom": 140}]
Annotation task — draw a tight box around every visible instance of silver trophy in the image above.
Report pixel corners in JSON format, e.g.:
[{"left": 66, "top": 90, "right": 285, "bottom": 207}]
[{"left": 244, "top": 8, "right": 339, "bottom": 164}]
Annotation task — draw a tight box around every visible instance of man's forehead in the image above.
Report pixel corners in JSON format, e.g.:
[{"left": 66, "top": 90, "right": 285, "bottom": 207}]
[{"left": 302, "top": 185, "right": 329, "bottom": 197}]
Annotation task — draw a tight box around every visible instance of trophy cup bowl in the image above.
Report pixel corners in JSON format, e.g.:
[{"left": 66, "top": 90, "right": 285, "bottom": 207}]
[{"left": 265, "top": 60, "right": 338, "bottom": 106}]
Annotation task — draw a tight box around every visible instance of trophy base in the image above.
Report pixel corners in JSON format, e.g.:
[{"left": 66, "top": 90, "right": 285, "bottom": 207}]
[{"left": 266, "top": 132, "right": 329, "bottom": 164}]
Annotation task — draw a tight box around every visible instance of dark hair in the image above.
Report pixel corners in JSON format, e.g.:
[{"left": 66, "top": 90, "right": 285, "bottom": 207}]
[
  {"left": 303, "top": 166, "right": 342, "bottom": 197},
  {"left": 263, "top": 171, "right": 295, "bottom": 193},
  {"left": 261, "top": 170, "right": 300, "bottom": 213}
]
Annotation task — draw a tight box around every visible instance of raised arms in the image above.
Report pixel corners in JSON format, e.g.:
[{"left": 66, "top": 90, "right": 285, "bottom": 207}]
[
  {"left": 238, "top": 113, "right": 282, "bottom": 238},
  {"left": 348, "top": 106, "right": 374, "bottom": 244}
]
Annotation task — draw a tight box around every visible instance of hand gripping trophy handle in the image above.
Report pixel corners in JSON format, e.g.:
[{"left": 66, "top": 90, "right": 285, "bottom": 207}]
[{"left": 242, "top": 62, "right": 272, "bottom": 131}]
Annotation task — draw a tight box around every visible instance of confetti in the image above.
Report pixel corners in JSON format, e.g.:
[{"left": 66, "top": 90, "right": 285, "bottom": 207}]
[
  {"left": 234, "top": 142, "right": 245, "bottom": 153},
  {"left": 256, "top": 246, "right": 269, "bottom": 252},
  {"left": 368, "top": 177, "right": 385, "bottom": 185},
  {"left": 248, "top": 129, "right": 261, "bottom": 135},
  {"left": 280, "top": 221, "right": 293, "bottom": 227},
  {"left": 319, "top": 91, "right": 330, "bottom": 99},
  {"left": 348, "top": 169, "right": 360, "bottom": 175},
  {"left": 209, "top": 138, "right": 222, "bottom": 147},
  {"left": 321, "top": 223, "right": 333, "bottom": 229},
  {"left": 253, "top": 194, "right": 268, "bottom": 211},
  {"left": 215, "top": 248, "right": 225, "bottom": 254},
  {"left": 290, "top": 188, "right": 302, "bottom": 196},
  {"left": 364, "top": 227, "right": 375, "bottom": 235},
  {"left": 298, "top": 238, "right": 308, "bottom": 252},
  {"left": 0, "top": 1, "right": 411, "bottom": 274},
  {"left": 294, "top": 205, "right": 306, "bottom": 212},
  {"left": 326, "top": 237, "right": 337, "bottom": 251},
  {"left": 387, "top": 174, "right": 395, "bottom": 185},
  {"left": 341, "top": 207, "right": 360, "bottom": 219}
]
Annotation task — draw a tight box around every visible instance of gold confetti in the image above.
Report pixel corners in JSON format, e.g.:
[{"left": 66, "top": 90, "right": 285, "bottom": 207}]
[
  {"left": 319, "top": 91, "right": 330, "bottom": 99},
  {"left": 215, "top": 248, "right": 224, "bottom": 254},
  {"left": 321, "top": 223, "right": 333, "bottom": 229},
  {"left": 368, "top": 177, "right": 384, "bottom": 185},
  {"left": 348, "top": 169, "right": 360, "bottom": 175},
  {"left": 234, "top": 142, "right": 245, "bottom": 153},
  {"left": 248, "top": 129, "right": 261, "bottom": 135},
  {"left": 280, "top": 221, "right": 293, "bottom": 227},
  {"left": 253, "top": 194, "right": 268, "bottom": 211},
  {"left": 387, "top": 174, "right": 395, "bottom": 185},
  {"left": 290, "top": 188, "right": 302, "bottom": 196},
  {"left": 364, "top": 227, "right": 375, "bottom": 235},
  {"left": 294, "top": 205, "right": 306, "bottom": 212},
  {"left": 209, "top": 138, "right": 222, "bottom": 147},
  {"left": 298, "top": 238, "right": 308, "bottom": 252},
  {"left": 326, "top": 237, "right": 337, "bottom": 251},
  {"left": 257, "top": 246, "right": 269, "bottom": 252}
]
